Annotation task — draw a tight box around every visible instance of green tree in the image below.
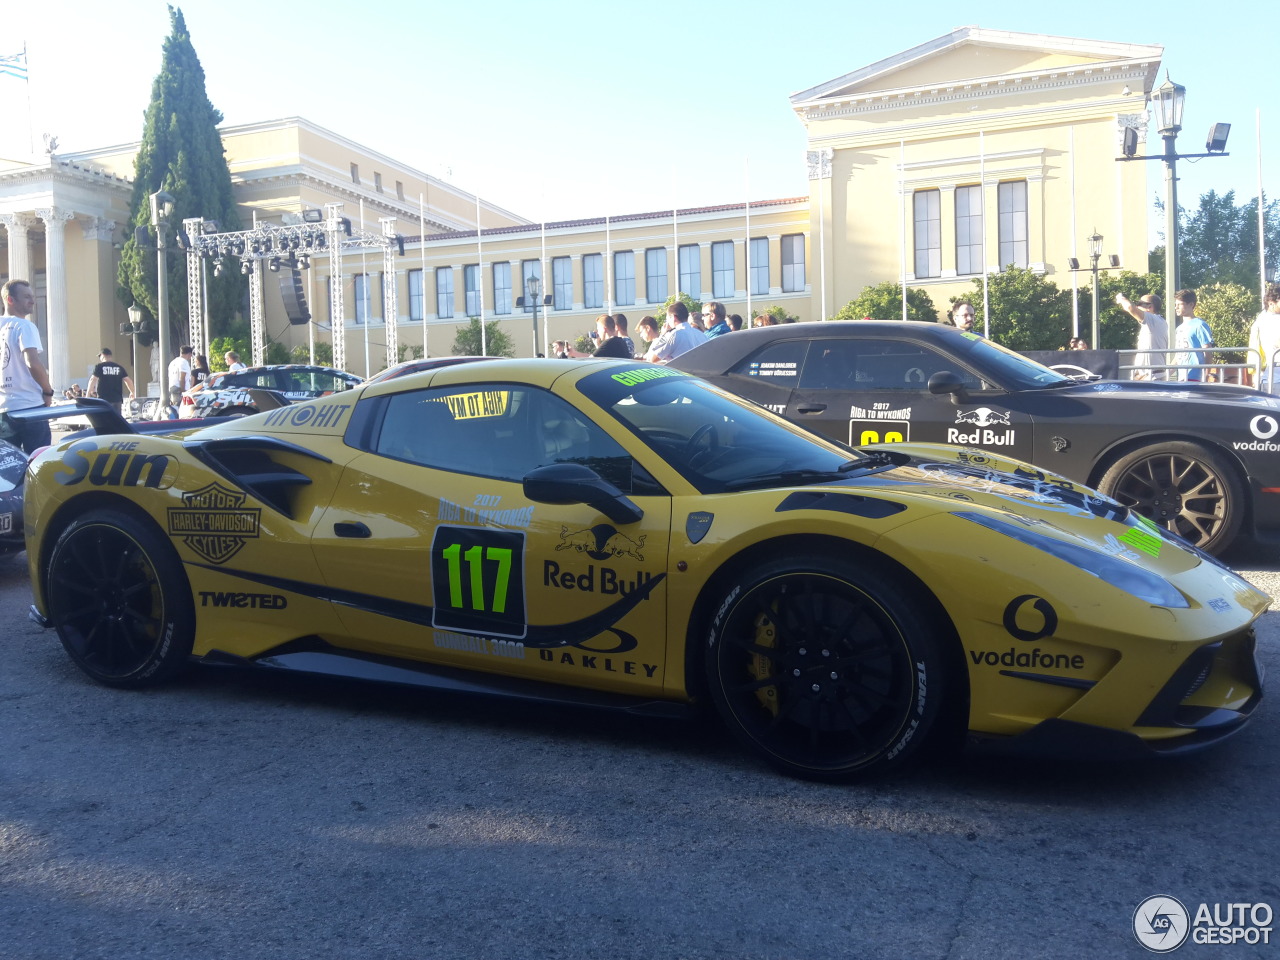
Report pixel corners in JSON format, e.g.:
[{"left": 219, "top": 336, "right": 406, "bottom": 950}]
[
  {"left": 117, "top": 6, "right": 243, "bottom": 349},
  {"left": 291, "top": 340, "right": 336, "bottom": 366},
  {"left": 453, "top": 318, "right": 515, "bottom": 357},
  {"left": 967, "top": 267, "right": 1070, "bottom": 350},
  {"left": 656, "top": 292, "right": 703, "bottom": 323},
  {"left": 757, "top": 303, "right": 800, "bottom": 324},
  {"left": 208, "top": 334, "right": 247, "bottom": 372},
  {"left": 1196, "top": 282, "right": 1257, "bottom": 351},
  {"left": 832, "top": 281, "right": 938, "bottom": 323},
  {"left": 1153, "top": 191, "right": 1279, "bottom": 292}
]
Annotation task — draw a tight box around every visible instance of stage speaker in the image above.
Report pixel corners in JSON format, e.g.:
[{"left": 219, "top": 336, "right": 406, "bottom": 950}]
[{"left": 278, "top": 267, "right": 311, "bottom": 324}]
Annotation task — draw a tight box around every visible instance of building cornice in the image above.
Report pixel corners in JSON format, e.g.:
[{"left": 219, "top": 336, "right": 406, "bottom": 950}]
[
  {"left": 413, "top": 197, "right": 809, "bottom": 245},
  {"left": 805, "top": 95, "right": 1151, "bottom": 151},
  {"left": 60, "top": 116, "right": 531, "bottom": 228},
  {"left": 0, "top": 156, "right": 133, "bottom": 194},
  {"left": 795, "top": 60, "right": 1157, "bottom": 124},
  {"left": 791, "top": 26, "right": 1163, "bottom": 104}
]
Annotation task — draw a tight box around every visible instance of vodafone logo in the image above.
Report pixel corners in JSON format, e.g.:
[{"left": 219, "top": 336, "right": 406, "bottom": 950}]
[{"left": 1250, "top": 415, "right": 1279, "bottom": 440}]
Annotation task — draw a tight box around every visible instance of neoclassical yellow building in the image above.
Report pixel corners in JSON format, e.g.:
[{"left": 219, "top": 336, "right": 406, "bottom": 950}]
[{"left": 0, "top": 27, "right": 1161, "bottom": 388}]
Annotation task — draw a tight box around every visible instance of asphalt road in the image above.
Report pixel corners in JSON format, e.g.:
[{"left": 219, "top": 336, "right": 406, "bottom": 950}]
[{"left": 2, "top": 542, "right": 1278, "bottom": 960}]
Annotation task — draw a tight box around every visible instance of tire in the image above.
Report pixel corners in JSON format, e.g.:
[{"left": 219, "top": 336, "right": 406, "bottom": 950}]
[
  {"left": 218, "top": 406, "right": 255, "bottom": 418},
  {"left": 1097, "top": 441, "right": 1243, "bottom": 555},
  {"left": 705, "top": 554, "right": 947, "bottom": 781},
  {"left": 45, "top": 508, "right": 195, "bottom": 687}
]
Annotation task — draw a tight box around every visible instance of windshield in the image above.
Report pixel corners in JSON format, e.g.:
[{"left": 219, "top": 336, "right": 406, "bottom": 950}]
[
  {"left": 960, "top": 335, "right": 1074, "bottom": 389},
  {"left": 575, "top": 365, "right": 867, "bottom": 492}
]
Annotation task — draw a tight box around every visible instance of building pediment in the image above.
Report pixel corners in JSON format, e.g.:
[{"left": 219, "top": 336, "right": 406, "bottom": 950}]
[{"left": 791, "top": 26, "right": 1162, "bottom": 110}]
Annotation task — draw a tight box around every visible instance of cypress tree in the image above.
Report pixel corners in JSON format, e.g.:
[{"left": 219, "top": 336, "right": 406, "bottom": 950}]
[{"left": 117, "top": 6, "right": 242, "bottom": 347}]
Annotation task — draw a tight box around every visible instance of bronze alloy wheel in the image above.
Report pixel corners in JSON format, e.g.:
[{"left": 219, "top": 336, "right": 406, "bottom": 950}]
[{"left": 1099, "top": 441, "right": 1243, "bottom": 555}]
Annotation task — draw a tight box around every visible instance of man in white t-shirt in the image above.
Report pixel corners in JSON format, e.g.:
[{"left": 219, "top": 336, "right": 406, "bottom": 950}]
[
  {"left": 168, "top": 345, "right": 194, "bottom": 395},
  {"left": 0, "top": 279, "right": 55, "bottom": 453},
  {"left": 1116, "top": 292, "right": 1169, "bottom": 381},
  {"left": 1248, "top": 283, "right": 1280, "bottom": 389}
]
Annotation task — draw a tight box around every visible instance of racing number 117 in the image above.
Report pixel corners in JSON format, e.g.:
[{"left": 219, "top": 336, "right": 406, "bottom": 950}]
[
  {"left": 441, "top": 543, "right": 512, "bottom": 612},
  {"left": 430, "top": 525, "right": 527, "bottom": 639}
]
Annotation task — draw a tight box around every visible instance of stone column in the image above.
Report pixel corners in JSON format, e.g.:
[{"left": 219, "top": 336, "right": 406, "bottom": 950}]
[
  {"left": 35, "top": 207, "right": 76, "bottom": 391},
  {"left": 0, "top": 211, "right": 35, "bottom": 282}
]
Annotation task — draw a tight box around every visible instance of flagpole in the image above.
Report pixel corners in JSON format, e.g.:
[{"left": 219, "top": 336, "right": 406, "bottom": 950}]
[
  {"left": 744, "top": 158, "right": 752, "bottom": 323},
  {"left": 1259, "top": 108, "right": 1267, "bottom": 308},
  {"left": 420, "top": 192, "right": 428, "bottom": 357},
  {"left": 24, "top": 44, "right": 33, "bottom": 155},
  {"left": 981, "top": 131, "right": 990, "bottom": 339},
  {"left": 477, "top": 193, "right": 485, "bottom": 346}
]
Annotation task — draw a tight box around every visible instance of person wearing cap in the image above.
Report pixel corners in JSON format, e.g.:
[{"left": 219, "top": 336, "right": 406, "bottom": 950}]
[{"left": 1115, "top": 292, "right": 1168, "bottom": 381}]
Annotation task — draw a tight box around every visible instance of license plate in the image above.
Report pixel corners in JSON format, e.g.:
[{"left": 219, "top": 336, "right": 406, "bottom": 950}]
[{"left": 0, "top": 513, "right": 11, "bottom": 535}]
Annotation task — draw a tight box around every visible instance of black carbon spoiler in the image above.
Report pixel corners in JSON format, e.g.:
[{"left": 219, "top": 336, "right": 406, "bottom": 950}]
[
  {"left": 5, "top": 399, "right": 240, "bottom": 440},
  {"left": 3, "top": 398, "right": 133, "bottom": 435}
]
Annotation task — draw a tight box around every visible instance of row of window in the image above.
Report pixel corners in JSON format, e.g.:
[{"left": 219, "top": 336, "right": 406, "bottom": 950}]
[
  {"left": 913, "top": 180, "right": 1027, "bottom": 279},
  {"left": 349, "top": 162, "right": 407, "bottom": 201},
  {"left": 396, "top": 238, "right": 806, "bottom": 320}
]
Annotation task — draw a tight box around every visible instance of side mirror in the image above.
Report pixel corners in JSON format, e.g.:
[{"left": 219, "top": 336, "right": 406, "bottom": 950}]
[
  {"left": 523, "top": 463, "right": 643, "bottom": 525},
  {"left": 928, "top": 370, "right": 969, "bottom": 404}
]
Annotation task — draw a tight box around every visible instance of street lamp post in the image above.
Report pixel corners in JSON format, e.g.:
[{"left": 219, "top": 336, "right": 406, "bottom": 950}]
[
  {"left": 1088, "top": 231, "right": 1105, "bottom": 349},
  {"left": 525, "top": 275, "right": 541, "bottom": 358},
  {"left": 150, "top": 191, "right": 176, "bottom": 392},
  {"left": 122, "top": 302, "right": 148, "bottom": 395},
  {"left": 1152, "top": 76, "right": 1186, "bottom": 329},
  {"left": 1067, "top": 231, "right": 1119, "bottom": 348},
  {"left": 1118, "top": 76, "right": 1229, "bottom": 329}
]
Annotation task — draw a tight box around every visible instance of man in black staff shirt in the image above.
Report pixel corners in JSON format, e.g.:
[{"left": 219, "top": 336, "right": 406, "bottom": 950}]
[{"left": 87, "top": 348, "right": 135, "bottom": 408}]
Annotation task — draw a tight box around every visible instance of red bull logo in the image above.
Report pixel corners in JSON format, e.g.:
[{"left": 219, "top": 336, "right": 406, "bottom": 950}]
[
  {"left": 557, "top": 523, "right": 646, "bottom": 561},
  {"left": 954, "top": 407, "right": 1010, "bottom": 428}
]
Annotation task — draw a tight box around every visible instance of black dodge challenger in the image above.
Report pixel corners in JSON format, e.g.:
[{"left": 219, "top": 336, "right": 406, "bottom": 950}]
[{"left": 671, "top": 321, "right": 1280, "bottom": 555}]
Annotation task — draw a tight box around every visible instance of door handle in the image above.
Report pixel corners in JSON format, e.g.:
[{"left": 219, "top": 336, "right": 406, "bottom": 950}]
[
  {"left": 795, "top": 404, "right": 827, "bottom": 414},
  {"left": 334, "top": 521, "right": 372, "bottom": 539}
]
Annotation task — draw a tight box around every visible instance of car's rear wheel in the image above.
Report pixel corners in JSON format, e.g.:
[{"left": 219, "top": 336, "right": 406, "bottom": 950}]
[
  {"left": 46, "top": 509, "right": 195, "bottom": 687},
  {"left": 1098, "top": 441, "right": 1243, "bottom": 554},
  {"left": 705, "top": 554, "right": 946, "bottom": 781}
]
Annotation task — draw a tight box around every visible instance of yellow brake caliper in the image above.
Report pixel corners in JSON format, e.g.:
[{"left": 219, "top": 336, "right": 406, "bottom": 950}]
[{"left": 748, "top": 606, "right": 780, "bottom": 716}]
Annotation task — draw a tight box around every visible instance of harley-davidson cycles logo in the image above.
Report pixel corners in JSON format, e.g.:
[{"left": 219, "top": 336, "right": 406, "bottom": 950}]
[{"left": 167, "top": 482, "right": 261, "bottom": 564}]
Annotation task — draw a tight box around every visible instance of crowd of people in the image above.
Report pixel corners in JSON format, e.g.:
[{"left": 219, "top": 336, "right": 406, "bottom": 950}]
[
  {"left": 555, "top": 302, "right": 792, "bottom": 365},
  {"left": 7, "top": 279, "right": 1280, "bottom": 438}
]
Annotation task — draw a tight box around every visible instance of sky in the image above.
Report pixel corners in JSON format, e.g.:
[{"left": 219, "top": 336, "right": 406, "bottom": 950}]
[{"left": 3, "top": 0, "right": 1274, "bottom": 232}]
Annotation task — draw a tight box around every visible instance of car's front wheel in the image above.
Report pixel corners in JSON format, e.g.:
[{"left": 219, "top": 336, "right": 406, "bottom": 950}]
[
  {"left": 46, "top": 508, "right": 195, "bottom": 687},
  {"left": 1098, "top": 441, "right": 1243, "bottom": 554},
  {"left": 705, "top": 554, "right": 948, "bottom": 781}
]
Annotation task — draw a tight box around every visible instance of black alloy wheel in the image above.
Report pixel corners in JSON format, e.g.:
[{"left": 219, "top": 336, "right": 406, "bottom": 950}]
[
  {"left": 46, "top": 509, "right": 195, "bottom": 687},
  {"left": 705, "top": 555, "right": 947, "bottom": 781}
]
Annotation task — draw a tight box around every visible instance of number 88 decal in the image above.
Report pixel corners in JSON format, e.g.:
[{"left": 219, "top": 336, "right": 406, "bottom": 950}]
[{"left": 430, "top": 526, "right": 527, "bottom": 639}]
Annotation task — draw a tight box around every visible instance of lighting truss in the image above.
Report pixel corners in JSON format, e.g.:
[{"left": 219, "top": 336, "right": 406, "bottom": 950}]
[{"left": 182, "top": 205, "right": 402, "bottom": 372}]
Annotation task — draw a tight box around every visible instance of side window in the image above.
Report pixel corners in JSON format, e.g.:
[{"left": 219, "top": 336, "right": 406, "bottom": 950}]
[
  {"left": 285, "top": 370, "right": 347, "bottom": 394},
  {"left": 728, "top": 340, "right": 807, "bottom": 389},
  {"left": 800, "top": 339, "right": 987, "bottom": 392},
  {"left": 374, "top": 385, "right": 650, "bottom": 493}
]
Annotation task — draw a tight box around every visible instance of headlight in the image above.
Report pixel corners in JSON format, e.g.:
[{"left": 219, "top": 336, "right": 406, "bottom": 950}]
[{"left": 956, "top": 511, "right": 1190, "bottom": 608}]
